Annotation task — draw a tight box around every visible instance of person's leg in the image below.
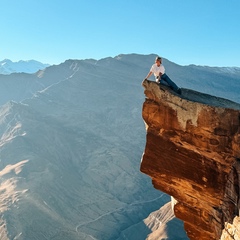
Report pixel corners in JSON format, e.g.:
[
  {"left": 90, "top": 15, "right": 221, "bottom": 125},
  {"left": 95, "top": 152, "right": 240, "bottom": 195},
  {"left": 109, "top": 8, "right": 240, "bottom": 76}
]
[
  {"left": 161, "top": 73, "right": 180, "bottom": 93},
  {"left": 160, "top": 79, "right": 170, "bottom": 87}
]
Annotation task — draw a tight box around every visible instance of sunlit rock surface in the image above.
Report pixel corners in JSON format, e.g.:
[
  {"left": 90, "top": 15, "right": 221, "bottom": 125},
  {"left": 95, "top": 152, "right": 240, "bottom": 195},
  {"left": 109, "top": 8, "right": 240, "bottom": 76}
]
[
  {"left": 140, "top": 79, "right": 240, "bottom": 240},
  {"left": 221, "top": 216, "right": 240, "bottom": 239}
]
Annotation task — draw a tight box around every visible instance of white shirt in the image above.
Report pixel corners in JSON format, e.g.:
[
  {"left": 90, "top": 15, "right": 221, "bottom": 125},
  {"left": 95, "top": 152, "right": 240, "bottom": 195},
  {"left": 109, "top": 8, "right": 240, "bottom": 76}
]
[{"left": 150, "top": 63, "right": 165, "bottom": 78}]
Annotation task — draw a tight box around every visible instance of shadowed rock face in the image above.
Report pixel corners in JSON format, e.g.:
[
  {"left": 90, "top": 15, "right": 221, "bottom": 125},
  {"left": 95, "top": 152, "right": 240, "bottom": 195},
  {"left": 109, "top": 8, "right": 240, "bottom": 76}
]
[{"left": 140, "top": 79, "right": 240, "bottom": 240}]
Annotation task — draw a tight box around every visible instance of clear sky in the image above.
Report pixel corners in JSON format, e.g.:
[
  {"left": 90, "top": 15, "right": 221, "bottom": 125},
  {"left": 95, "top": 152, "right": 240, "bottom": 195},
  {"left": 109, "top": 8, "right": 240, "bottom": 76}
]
[{"left": 1, "top": 0, "right": 240, "bottom": 67}]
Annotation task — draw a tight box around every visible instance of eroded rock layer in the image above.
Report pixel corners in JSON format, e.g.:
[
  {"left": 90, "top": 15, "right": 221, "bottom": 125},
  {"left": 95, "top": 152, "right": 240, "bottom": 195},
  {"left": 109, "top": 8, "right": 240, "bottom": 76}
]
[{"left": 140, "top": 79, "right": 240, "bottom": 240}]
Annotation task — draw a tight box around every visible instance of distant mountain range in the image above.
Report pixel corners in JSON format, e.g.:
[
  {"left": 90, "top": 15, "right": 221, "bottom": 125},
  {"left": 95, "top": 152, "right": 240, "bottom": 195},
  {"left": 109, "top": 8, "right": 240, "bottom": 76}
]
[
  {"left": 0, "top": 59, "right": 50, "bottom": 74},
  {"left": 0, "top": 54, "right": 239, "bottom": 240}
]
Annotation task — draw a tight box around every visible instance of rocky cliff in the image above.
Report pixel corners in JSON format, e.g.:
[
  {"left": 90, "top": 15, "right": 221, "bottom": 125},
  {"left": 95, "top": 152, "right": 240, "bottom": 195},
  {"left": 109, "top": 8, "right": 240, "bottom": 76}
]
[{"left": 140, "top": 79, "right": 240, "bottom": 240}]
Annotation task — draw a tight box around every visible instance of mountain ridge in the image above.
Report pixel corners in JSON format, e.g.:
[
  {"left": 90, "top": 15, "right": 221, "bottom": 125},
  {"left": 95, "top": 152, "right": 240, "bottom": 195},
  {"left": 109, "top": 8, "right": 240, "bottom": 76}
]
[
  {"left": 0, "top": 59, "right": 50, "bottom": 75},
  {"left": 0, "top": 54, "right": 240, "bottom": 106}
]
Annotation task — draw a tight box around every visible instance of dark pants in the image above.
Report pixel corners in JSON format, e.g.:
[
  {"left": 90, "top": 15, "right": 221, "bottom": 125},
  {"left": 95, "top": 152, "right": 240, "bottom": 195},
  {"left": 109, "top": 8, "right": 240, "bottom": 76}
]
[{"left": 161, "top": 73, "right": 179, "bottom": 92}]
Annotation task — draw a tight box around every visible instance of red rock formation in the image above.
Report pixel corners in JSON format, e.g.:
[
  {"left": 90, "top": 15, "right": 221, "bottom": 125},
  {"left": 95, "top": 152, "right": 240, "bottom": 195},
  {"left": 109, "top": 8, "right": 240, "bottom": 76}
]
[{"left": 140, "top": 80, "right": 240, "bottom": 240}]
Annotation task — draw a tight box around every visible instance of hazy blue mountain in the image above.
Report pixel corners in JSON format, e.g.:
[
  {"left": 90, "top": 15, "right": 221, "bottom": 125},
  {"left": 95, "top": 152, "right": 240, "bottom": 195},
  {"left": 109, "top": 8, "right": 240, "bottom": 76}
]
[
  {"left": 0, "top": 55, "right": 167, "bottom": 240},
  {"left": 0, "top": 54, "right": 239, "bottom": 240},
  {"left": 0, "top": 59, "right": 50, "bottom": 75}
]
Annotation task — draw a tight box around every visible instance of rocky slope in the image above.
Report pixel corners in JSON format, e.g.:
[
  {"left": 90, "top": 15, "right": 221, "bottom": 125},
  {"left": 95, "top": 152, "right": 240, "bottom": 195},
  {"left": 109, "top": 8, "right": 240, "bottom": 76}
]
[
  {"left": 0, "top": 57, "right": 167, "bottom": 240},
  {"left": 140, "top": 80, "right": 240, "bottom": 239},
  {"left": 144, "top": 201, "right": 187, "bottom": 240},
  {"left": 115, "top": 199, "right": 188, "bottom": 240}
]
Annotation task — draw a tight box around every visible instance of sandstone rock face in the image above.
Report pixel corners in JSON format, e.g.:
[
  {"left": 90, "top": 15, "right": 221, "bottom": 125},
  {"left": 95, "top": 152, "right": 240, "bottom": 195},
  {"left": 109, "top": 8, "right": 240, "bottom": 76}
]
[
  {"left": 221, "top": 216, "right": 240, "bottom": 239},
  {"left": 140, "top": 80, "right": 240, "bottom": 240}
]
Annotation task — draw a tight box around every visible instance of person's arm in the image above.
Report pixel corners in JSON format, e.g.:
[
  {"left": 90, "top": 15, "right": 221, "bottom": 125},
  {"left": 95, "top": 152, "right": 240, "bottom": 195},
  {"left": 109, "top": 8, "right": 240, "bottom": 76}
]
[{"left": 145, "top": 71, "right": 152, "bottom": 80}]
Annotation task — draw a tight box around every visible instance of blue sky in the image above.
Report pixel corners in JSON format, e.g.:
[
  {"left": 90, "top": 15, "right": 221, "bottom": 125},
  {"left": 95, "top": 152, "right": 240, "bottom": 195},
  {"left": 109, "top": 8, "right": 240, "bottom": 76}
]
[{"left": 1, "top": 0, "right": 240, "bottom": 66}]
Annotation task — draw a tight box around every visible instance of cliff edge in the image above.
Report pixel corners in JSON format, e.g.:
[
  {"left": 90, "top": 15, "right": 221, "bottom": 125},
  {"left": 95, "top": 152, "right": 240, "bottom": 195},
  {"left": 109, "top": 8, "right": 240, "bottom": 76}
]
[{"left": 140, "top": 79, "right": 240, "bottom": 239}]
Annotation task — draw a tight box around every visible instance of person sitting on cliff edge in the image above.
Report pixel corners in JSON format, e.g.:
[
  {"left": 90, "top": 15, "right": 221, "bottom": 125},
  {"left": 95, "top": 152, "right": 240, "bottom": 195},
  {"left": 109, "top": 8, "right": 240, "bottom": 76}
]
[{"left": 145, "top": 56, "right": 181, "bottom": 94}]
